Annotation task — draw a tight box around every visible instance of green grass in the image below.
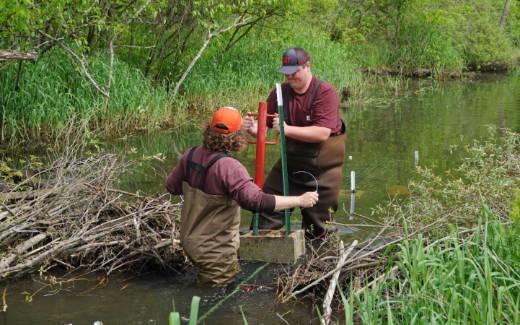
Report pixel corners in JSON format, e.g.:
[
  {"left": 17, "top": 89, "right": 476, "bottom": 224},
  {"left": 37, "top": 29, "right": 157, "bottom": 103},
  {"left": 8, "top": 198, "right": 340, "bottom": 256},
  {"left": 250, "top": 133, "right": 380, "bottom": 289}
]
[
  {"left": 0, "top": 30, "right": 368, "bottom": 144},
  {"left": 169, "top": 296, "right": 200, "bottom": 325},
  {"left": 341, "top": 212, "right": 520, "bottom": 324},
  {"left": 0, "top": 48, "right": 173, "bottom": 143},
  {"left": 392, "top": 20, "right": 465, "bottom": 75},
  {"left": 182, "top": 27, "right": 364, "bottom": 114},
  {"left": 1, "top": 10, "right": 518, "bottom": 145}
]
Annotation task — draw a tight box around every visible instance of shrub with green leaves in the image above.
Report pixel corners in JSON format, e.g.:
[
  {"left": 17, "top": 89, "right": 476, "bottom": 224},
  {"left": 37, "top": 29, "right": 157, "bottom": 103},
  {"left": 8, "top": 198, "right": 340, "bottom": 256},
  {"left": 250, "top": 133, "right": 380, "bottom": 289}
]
[{"left": 375, "top": 128, "right": 520, "bottom": 236}]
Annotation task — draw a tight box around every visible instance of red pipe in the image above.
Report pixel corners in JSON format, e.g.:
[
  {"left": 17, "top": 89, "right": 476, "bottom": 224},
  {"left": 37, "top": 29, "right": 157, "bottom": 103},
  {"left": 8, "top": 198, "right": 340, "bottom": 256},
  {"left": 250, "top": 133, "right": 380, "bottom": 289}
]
[{"left": 254, "top": 102, "right": 267, "bottom": 187}]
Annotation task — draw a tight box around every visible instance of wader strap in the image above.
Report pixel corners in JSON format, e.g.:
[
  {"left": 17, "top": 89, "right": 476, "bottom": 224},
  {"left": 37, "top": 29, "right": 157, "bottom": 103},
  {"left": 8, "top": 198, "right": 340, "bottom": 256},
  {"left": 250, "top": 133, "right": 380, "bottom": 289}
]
[
  {"left": 282, "top": 80, "right": 323, "bottom": 125},
  {"left": 186, "top": 147, "right": 228, "bottom": 188},
  {"left": 185, "top": 147, "right": 198, "bottom": 181},
  {"left": 283, "top": 85, "right": 291, "bottom": 124},
  {"left": 308, "top": 80, "right": 323, "bottom": 115}
]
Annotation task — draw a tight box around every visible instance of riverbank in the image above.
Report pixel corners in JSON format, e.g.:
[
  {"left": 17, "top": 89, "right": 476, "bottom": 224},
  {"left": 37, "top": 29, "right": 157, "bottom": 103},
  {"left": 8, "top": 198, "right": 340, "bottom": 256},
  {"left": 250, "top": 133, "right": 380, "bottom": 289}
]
[
  {"left": 276, "top": 128, "right": 520, "bottom": 323},
  {"left": 1, "top": 53, "right": 517, "bottom": 148},
  {"left": 3, "top": 1, "right": 519, "bottom": 146},
  {"left": 2, "top": 18, "right": 520, "bottom": 146}
]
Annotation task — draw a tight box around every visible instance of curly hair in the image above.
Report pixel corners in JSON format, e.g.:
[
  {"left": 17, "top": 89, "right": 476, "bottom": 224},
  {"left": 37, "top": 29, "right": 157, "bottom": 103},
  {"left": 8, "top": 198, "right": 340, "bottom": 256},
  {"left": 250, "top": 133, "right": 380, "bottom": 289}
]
[{"left": 203, "top": 125, "right": 247, "bottom": 153}]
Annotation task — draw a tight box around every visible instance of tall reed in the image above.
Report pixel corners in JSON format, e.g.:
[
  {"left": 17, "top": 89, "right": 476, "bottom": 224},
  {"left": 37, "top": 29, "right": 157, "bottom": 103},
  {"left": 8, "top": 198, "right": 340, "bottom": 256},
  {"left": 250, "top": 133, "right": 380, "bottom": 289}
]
[
  {"left": 0, "top": 48, "right": 173, "bottom": 143},
  {"left": 330, "top": 129, "right": 520, "bottom": 324},
  {"left": 341, "top": 212, "right": 519, "bottom": 324},
  {"left": 182, "top": 28, "right": 363, "bottom": 113}
]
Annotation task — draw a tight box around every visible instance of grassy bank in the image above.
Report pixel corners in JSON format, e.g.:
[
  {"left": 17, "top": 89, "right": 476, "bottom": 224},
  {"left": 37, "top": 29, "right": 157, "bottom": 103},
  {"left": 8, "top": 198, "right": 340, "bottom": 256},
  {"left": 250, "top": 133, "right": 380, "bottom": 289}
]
[
  {"left": 182, "top": 28, "right": 363, "bottom": 113},
  {"left": 0, "top": 29, "right": 367, "bottom": 145},
  {"left": 0, "top": 48, "right": 174, "bottom": 144},
  {"left": 338, "top": 129, "right": 520, "bottom": 323},
  {"left": 272, "top": 128, "right": 519, "bottom": 323},
  {"left": 1, "top": 0, "right": 519, "bottom": 145},
  {"left": 342, "top": 214, "right": 520, "bottom": 324}
]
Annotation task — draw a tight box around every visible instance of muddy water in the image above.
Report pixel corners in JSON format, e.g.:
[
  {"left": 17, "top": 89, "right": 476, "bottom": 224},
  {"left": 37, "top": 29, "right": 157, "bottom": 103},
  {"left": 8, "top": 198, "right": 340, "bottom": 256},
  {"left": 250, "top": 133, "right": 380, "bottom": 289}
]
[{"left": 2, "top": 74, "right": 519, "bottom": 324}]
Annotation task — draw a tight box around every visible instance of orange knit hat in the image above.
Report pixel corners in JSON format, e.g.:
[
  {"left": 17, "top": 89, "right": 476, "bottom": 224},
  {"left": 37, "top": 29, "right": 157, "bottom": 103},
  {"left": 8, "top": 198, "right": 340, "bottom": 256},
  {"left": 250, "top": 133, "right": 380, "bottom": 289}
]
[{"left": 210, "top": 107, "right": 243, "bottom": 134}]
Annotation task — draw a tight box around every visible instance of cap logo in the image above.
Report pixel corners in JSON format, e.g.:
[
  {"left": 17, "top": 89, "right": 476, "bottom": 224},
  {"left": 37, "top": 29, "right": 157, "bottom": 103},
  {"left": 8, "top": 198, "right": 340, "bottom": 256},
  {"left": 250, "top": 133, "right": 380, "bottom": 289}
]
[{"left": 283, "top": 56, "right": 292, "bottom": 65}]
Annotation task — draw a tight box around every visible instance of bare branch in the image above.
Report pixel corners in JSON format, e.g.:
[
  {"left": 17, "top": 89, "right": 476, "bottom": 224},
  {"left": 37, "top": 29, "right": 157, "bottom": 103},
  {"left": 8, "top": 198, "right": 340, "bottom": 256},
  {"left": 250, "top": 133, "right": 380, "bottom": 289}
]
[
  {"left": 171, "top": 16, "right": 252, "bottom": 98},
  {"left": 39, "top": 30, "right": 110, "bottom": 98},
  {"left": 500, "top": 0, "right": 512, "bottom": 29},
  {"left": 0, "top": 129, "right": 183, "bottom": 279},
  {"left": 289, "top": 240, "right": 358, "bottom": 299}
]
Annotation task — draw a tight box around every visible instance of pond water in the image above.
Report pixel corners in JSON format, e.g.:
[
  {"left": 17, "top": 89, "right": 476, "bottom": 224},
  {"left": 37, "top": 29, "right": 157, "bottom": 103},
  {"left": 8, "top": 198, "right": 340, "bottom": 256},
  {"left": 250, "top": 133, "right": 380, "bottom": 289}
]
[{"left": 2, "top": 74, "right": 519, "bottom": 324}]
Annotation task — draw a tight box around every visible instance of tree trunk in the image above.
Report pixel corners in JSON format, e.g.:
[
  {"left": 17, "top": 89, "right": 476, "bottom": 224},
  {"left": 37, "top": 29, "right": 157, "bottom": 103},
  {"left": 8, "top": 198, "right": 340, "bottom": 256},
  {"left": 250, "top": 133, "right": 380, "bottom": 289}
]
[{"left": 500, "top": 0, "right": 512, "bottom": 29}]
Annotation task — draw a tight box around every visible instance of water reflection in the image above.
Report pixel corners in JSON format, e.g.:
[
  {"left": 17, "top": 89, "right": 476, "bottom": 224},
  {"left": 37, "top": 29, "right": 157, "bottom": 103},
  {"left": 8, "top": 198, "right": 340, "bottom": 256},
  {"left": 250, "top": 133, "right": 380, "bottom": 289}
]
[{"left": 349, "top": 192, "right": 356, "bottom": 220}]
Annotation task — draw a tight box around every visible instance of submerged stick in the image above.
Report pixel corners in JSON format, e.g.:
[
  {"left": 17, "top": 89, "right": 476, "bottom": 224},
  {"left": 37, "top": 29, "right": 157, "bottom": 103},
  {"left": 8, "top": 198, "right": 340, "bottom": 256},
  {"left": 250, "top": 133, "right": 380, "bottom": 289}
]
[
  {"left": 327, "top": 221, "right": 401, "bottom": 228},
  {"left": 1, "top": 287, "right": 6, "bottom": 312}
]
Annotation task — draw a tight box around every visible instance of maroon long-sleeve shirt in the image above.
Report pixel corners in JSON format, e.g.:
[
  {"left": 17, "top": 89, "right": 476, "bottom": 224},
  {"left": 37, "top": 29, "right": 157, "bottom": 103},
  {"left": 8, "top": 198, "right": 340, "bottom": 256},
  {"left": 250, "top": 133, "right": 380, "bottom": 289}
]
[{"left": 165, "top": 147, "right": 275, "bottom": 213}]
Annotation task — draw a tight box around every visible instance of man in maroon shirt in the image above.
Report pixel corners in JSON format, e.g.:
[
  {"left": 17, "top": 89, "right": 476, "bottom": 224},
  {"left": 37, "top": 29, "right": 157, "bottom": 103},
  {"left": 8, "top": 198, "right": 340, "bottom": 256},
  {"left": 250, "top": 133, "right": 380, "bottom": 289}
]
[
  {"left": 166, "top": 107, "right": 318, "bottom": 286},
  {"left": 243, "top": 48, "right": 346, "bottom": 239}
]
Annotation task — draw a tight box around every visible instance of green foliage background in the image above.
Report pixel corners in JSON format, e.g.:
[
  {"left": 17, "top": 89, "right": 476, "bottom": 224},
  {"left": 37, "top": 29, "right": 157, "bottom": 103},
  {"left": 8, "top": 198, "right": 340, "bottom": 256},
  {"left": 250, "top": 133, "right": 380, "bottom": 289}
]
[{"left": 1, "top": 0, "right": 519, "bottom": 143}]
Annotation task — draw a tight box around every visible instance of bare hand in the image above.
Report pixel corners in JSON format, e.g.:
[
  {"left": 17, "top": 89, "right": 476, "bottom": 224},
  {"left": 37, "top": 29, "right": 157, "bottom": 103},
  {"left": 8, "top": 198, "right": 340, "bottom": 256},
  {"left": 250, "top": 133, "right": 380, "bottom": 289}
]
[
  {"left": 272, "top": 114, "right": 287, "bottom": 134},
  {"left": 299, "top": 191, "right": 319, "bottom": 208},
  {"left": 242, "top": 115, "right": 258, "bottom": 135}
]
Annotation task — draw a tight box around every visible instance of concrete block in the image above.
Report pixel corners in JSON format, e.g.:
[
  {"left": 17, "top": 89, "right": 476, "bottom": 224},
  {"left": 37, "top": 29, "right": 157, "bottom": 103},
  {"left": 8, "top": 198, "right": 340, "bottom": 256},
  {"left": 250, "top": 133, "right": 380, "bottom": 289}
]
[{"left": 239, "top": 229, "right": 305, "bottom": 264}]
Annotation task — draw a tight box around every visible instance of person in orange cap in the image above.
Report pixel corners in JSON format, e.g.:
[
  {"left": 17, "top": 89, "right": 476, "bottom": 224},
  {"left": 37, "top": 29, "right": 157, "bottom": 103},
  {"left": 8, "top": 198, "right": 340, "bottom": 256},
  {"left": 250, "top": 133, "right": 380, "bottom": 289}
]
[{"left": 165, "top": 106, "right": 319, "bottom": 286}]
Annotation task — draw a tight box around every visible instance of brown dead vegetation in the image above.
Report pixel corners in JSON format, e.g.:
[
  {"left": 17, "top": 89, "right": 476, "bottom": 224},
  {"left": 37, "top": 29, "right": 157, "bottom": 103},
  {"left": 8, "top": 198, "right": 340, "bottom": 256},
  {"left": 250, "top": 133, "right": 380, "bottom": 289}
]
[{"left": 0, "top": 146, "right": 183, "bottom": 279}]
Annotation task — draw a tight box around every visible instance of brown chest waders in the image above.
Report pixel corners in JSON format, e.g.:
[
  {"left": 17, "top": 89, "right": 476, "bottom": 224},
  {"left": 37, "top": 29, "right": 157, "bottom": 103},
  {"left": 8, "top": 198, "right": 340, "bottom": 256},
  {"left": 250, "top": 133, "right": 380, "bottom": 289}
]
[
  {"left": 257, "top": 81, "right": 346, "bottom": 238},
  {"left": 180, "top": 148, "right": 241, "bottom": 286}
]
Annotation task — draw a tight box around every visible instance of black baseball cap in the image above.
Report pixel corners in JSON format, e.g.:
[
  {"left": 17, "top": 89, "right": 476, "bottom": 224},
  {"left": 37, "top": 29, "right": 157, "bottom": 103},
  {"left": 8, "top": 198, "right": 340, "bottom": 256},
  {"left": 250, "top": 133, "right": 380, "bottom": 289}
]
[{"left": 279, "top": 48, "right": 310, "bottom": 74}]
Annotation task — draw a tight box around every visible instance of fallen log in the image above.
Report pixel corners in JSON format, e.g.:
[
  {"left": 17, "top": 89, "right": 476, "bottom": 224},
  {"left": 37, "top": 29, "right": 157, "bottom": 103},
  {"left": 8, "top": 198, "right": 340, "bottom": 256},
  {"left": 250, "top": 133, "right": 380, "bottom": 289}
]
[
  {"left": 0, "top": 233, "right": 48, "bottom": 270},
  {"left": 0, "top": 50, "right": 38, "bottom": 61}
]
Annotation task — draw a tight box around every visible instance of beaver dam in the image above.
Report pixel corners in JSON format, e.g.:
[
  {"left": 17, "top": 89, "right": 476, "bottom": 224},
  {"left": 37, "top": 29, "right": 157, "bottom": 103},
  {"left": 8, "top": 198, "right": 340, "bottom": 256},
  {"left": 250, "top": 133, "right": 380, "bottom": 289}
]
[{"left": 0, "top": 147, "right": 183, "bottom": 279}]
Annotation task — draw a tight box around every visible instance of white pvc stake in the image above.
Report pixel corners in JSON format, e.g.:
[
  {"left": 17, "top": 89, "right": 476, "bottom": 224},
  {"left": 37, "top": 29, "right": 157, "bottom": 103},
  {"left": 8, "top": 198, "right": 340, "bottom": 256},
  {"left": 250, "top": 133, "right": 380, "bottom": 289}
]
[
  {"left": 350, "top": 171, "right": 356, "bottom": 193},
  {"left": 414, "top": 150, "right": 419, "bottom": 166},
  {"left": 276, "top": 83, "right": 283, "bottom": 107}
]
